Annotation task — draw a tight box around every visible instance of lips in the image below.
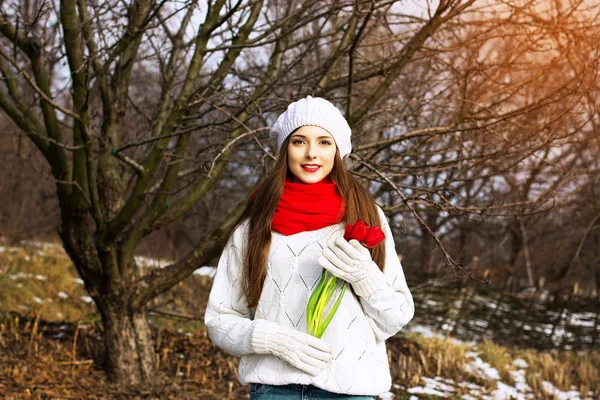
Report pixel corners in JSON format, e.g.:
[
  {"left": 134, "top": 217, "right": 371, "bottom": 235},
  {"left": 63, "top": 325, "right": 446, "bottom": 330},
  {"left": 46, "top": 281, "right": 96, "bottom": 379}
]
[{"left": 302, "top": 165, "right": 320, "bottom": 172}]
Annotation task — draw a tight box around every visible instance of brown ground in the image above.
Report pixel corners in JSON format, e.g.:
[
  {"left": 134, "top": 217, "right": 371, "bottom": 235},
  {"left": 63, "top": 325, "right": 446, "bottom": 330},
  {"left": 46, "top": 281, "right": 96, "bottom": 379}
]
[
  {"left": 0, "top": 313, "right": 421, "bottom": 400},
  {"left": 0, "top": 314, "right": 249, "bottom": 399}
]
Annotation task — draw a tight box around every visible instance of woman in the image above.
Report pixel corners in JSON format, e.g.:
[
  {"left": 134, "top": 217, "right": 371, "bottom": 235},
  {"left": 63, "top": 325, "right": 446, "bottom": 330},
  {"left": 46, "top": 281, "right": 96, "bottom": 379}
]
[{"left": 204, "top": 96, "right": 414, "bottom": 399}]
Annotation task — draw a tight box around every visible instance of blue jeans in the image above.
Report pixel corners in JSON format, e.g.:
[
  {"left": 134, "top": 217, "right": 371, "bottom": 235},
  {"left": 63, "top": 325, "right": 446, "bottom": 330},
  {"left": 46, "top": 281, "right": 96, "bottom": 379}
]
[{"left": 250, "top": 383, "right": 376, "bottom": 400}]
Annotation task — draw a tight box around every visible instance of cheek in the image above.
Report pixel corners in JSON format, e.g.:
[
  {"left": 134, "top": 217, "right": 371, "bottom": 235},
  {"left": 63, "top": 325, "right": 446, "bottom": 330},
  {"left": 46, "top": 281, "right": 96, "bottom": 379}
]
[
  {"left": 326, "top": 147, "right": 337, "bottom": 162},
  {"left": 286, "top": 146, "right": 299, "bottom": 161}
]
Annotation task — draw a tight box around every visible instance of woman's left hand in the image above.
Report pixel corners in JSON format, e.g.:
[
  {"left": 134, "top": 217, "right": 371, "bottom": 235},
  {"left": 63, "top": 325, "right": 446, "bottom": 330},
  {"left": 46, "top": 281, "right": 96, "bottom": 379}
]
[{"left": 318, "top": 237, "right": 381, "bottom": 284}]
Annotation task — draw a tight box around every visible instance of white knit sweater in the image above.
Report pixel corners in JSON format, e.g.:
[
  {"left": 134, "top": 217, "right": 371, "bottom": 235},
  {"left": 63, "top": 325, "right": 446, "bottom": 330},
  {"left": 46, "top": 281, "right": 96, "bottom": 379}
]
[{"left": 204, "top": 205, "right": 414, "bottom": 396}]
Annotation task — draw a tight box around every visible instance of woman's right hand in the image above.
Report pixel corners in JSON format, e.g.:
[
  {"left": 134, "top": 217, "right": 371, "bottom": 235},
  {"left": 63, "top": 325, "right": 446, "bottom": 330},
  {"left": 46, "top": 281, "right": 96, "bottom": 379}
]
[{"left": 251, "top": 320, "right": 331, "bottom": 376}]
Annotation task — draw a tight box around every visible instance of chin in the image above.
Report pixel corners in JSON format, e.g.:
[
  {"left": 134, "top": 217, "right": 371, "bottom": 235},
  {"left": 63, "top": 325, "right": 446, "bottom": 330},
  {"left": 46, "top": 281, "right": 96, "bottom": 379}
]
[
  {"left": 300, "top": 175, "right": 326, "bottom": 184},
  {"left": 302, "top": 177, "right": 322, "bottom": 183}
]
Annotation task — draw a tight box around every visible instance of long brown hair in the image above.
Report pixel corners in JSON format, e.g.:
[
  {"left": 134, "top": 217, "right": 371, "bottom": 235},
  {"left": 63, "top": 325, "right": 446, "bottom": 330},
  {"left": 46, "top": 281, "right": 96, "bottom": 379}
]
[{"left": 229, "top": 135, "right": 386, "bottom": 308}]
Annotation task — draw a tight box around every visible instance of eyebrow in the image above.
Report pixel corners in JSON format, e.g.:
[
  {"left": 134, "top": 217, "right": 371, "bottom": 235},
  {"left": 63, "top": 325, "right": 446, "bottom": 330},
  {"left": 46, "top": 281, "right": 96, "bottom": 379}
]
[{"left": 291, "top": 134, "right": 332, "bottom": 139}]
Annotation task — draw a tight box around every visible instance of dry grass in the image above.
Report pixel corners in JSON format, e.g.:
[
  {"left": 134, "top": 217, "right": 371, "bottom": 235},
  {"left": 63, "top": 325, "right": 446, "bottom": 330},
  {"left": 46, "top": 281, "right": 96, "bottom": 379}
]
[
  {"left": 519, "top": 349, "right": 600, "bottom": 398},
  {"left": 391, "top": 330, "right": 599, "bottom": 398},
  {"left": 477, "top": 339, "right": 515, "bottom": 382},
  {"left": 0, "top": 242, "right": 95, "bottom": 322},
  {"left": 0, "top": 314, "right": 247, "bottom": 399},
  {"left": 1, "top": 240, "right": 599, "bottom": 399}
]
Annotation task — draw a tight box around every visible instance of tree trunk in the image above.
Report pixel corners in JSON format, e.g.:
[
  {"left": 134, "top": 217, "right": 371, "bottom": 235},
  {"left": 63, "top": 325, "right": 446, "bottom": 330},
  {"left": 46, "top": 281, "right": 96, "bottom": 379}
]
[{"left": 99, "top": 302, "right": 156, "bottom": 388}]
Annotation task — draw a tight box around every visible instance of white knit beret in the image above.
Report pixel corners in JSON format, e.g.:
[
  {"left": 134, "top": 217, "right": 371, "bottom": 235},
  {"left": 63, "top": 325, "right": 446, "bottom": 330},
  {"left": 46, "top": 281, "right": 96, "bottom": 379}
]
[{"left": 270, "top": 95, "right": 352, "bottom": 159}]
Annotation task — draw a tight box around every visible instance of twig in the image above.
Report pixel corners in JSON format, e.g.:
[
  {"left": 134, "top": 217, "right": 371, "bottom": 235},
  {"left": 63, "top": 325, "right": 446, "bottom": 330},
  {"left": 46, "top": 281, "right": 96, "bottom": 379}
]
[
  {"left": 26, "top": 305, "right": 44, "bottom": 357},
  {"left": 71, "top": 320, "right": 81, "bottom": 380},
  {"left": 55, "top": 359, "right": 94, "bottom": 365},
  {"left": 197, "top": 96, "right": 271, "bottom": 177},
  {"left": 109, "top": 147, "right": 145, "bottom": 175},
  {"left": 564, "top": 213, "right": 600, "bottom": 279},
  {"left": 351, "top": 153, "right": 485, "bottom": 282},
  {"left": 0, "top": 47, "right": 82, "bottom": 122},
  {"left": 148, "top": 308, "right": 203, "bottom": 320}
]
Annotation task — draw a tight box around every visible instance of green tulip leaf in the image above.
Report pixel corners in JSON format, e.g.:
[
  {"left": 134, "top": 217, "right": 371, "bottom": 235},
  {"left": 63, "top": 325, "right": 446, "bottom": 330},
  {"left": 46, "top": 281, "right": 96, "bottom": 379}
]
[{"left": 316, "top": 282, "right": 347, "bottom": 338}]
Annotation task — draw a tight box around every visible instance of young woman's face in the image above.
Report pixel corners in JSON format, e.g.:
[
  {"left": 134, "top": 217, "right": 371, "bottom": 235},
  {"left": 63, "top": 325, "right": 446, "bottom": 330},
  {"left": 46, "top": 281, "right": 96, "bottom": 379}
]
[{"left": 287, "top": 125, "right": 337, "bottom": 184}]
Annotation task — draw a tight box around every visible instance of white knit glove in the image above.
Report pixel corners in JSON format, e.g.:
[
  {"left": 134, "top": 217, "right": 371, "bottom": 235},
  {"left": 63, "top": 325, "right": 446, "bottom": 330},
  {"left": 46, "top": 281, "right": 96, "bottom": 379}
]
[
  {"left": 319, "top": 237, "right": 389, "bottom": 297},
  {"left": 251, "top": 320, "right": 331, "bottom": 376}
]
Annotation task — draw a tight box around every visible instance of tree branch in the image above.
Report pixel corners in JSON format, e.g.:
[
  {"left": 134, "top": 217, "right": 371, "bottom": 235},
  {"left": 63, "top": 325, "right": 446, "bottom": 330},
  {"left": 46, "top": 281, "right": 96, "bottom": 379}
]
[
  {"left": 0, "top": 47, "right": 82, "bottom": 121},
  {"left": 132, "top": 198, "right": 249, "bottom": 310},
  {"left": 101, "top": 0, "right": 230, "bottom": 243}
]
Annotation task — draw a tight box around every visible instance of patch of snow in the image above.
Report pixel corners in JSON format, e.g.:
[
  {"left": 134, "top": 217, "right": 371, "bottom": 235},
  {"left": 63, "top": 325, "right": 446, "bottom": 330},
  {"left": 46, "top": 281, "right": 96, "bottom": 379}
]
[
  {"left": 407, "top": 385, "right": 447, "bottom": 397},
  {"left": 33, "top": 296, "right": 44, "bottom": 304},
  {"left": 407, "top": 325, "right": 445, "bottom": 340},
  {"left": 472, "top": 319, "right": 489, "bottom": 328},
  {"left": 80, "top": 296, "right": 93, "bottom": 303},
  {"left": 451, "top": 337, "right": 470, "bottom": 346},
  {"left": 465, "top": 356, "right": 500, "bottom": 380},
  {"left": 10, "top": 272, "right": 33, "bottom": 280},
  {"left": 57, "top": 291, "right": 69, "bottom": 299},
  {"left": 490, "top": 381, "right": 534, "bottom": 400},
  {"left": 378, "top": 392, "right": 394, "bottom": 399},
  {"left": 436, "top": 377, "right": 456, "bottom": 385},
  {"left": 457, "top": 381, "right": 485, "bottom": 391},
  {"left": 425, "top": 377, "right": 455, "bottom": 392},
  {"left": 512, "top": 359, "right": 528, "bottom": 369},
  {"left": 193, "top": 266, "right": 217, "bottom": 277},
  {"left": 74, "top": 278, "right": 84, "bottom": 284},
  {"left": 569, "top": 312, "right": 595, "bottom": 328},
  {"left": 510, "top": 369, "right": 531, "bottom": 393},
  {"left": 134, "top": 255, "right": 172, "bottom": 269},
  {"left": 407, "top": 376, "right": 456, "bottom": 397},
  {"left": 22, "top": 241, "right": 61, "bottom": 250},
  {"left": 34, "top": 274, "right": 47, "bottom": 281},
  {"left": 540, "top": 381, "right": 587, "bottom": 400}
]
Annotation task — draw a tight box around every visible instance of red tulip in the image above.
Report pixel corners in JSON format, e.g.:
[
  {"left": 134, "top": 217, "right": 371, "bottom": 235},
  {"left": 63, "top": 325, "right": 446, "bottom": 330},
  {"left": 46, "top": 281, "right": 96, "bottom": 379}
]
[
  {"left": 363, "top": 226, "right": 385, "bottom": 248},
  {"left": 344, "top": 223, "right": 353, "bottom": 240},
  {"left": 344, "top": 220, "right": 385, "bottom": 248},
  {"left": 344, "top": 219, "right": 369, "bottom": 242}
]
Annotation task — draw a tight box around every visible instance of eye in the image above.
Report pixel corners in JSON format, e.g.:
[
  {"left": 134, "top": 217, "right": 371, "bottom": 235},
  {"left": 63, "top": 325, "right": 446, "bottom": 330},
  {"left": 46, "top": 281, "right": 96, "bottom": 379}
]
[
  {"left": 321, "top": 140, "right": 332, "bottom": 145},
  {"left": 292, "top": 139, "right": 304, "bottom": 145}
]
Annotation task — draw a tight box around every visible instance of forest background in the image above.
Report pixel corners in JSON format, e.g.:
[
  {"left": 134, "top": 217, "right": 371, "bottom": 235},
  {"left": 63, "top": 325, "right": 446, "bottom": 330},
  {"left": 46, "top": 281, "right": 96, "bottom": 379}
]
[{"left": 0, "top": 0, "right": 599, "bottom": 397}]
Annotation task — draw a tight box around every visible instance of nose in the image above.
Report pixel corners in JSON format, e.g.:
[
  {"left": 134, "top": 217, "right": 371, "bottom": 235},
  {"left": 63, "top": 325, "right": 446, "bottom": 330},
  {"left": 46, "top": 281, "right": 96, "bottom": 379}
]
[{"left": 305, "top": 143, "right": 317, "bottom": 159}]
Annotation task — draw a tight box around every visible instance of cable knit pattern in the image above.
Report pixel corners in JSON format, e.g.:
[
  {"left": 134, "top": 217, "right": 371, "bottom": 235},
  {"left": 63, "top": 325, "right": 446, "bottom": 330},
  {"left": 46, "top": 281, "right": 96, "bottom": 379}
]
[{"left": 204, "top": 205, "right": 414, "bottom": 396}]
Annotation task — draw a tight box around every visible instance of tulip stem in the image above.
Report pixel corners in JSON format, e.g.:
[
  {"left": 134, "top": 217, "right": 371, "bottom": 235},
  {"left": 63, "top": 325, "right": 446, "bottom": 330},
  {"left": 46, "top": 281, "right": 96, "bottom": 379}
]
[{"left": 306, "top": 270, "right": 348, "bottom": 338}]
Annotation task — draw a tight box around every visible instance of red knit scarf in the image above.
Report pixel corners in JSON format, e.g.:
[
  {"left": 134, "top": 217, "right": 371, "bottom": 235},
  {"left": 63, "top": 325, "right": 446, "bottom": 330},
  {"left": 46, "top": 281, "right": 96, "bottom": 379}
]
[
  {"left": 251, "top": 176, "right": 346, "bottom": 236},
  {"left": 273, "top": 176, "right": 345, "bottom": 235}
]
